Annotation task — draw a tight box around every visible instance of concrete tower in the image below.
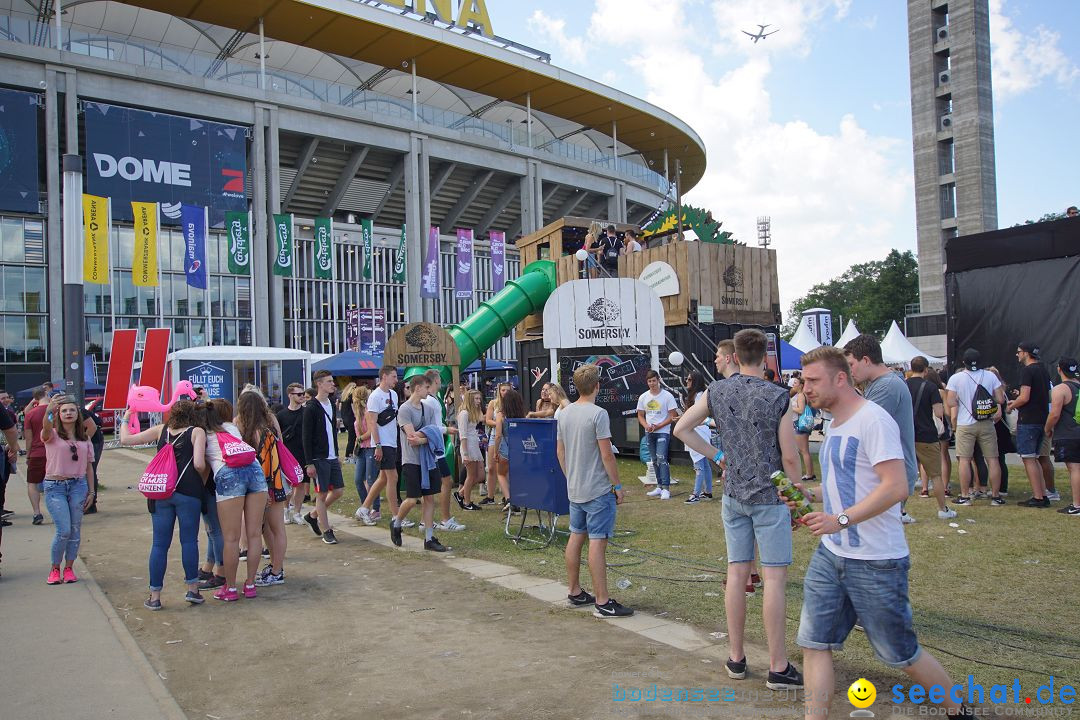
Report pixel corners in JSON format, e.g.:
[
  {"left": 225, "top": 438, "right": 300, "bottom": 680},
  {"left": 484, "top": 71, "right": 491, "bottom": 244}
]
[{"left": 906, "top": 0, "right": 997, "bottom": 357}]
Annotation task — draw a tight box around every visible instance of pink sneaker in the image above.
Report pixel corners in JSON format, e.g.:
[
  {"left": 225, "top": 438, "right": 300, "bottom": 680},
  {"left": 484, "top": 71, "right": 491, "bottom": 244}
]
[
  {"left": 63, "top": 567, "right": 78, "bottom": 583},
  {"left": 243, "top": 583, "right": 257, "bottom": 599},
  {"left": 47, "top": 568, "right": 62, "bottom": 585},
  {"left": 214, "top": 587, "right": 239, "bottom": 602}
]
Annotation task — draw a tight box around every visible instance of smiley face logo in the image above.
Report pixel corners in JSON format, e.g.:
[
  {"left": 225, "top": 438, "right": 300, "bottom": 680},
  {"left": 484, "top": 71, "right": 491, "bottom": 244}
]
[{"left": 848, "top": 678, "right": 876, "bottom": 709}]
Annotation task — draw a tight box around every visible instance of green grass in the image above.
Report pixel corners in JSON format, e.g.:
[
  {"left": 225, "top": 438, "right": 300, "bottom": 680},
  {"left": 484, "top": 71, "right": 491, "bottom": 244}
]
[{"left": 331, "top": 457, "right": 1079, "bottom": 692}]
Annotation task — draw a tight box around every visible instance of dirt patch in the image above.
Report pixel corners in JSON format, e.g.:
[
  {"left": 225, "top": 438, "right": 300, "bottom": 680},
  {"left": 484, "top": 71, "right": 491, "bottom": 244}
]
[{"left": 83, "top": 452, "right": 800, "bottom": 720}]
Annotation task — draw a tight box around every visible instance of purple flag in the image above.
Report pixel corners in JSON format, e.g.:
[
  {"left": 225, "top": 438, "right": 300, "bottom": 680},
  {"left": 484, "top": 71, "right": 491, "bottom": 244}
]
[
  {"left": 489, "top": 231, "right": 506, "bottom": 292},
  {"left": 421, "top": 226, "right": 440, "bottom": 299},
  {"left": 455, "top": 228, "right": 474, "bottom": 299}
]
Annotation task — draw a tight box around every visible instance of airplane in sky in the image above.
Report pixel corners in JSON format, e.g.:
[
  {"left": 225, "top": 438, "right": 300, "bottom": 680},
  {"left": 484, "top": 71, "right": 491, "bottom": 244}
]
[{"left": 742, "top": 24, "right": 780, "bottom": 43}]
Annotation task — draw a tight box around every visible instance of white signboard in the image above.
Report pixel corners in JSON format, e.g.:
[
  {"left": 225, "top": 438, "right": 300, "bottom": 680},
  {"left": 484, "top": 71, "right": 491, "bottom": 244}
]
[
  {"left": 698, "top": 305, "right": 714, "bottom": 323},
  {"left": 542, "top": 279, "right": 666, "bottom": 350},
  {"left": 638, "top": 261, "right": 680, "bottom": 298}
]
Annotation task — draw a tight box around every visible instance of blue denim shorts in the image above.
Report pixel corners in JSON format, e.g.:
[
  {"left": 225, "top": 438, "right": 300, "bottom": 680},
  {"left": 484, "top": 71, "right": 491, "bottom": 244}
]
[
  {"left": 796, "top": 543, "right": 921, "bottom": 668},
  {"left": 1015, "top": 424, "right": 1045, "bottom": 458},
  {"left": 721, "top": 495, "right": 793, "bottom": 567},
  {"left": 215, "top": 462, "right": 267, "bottom": 500},
  {"left": 569, "top": 492, "right": 617, "bottom": 540}
]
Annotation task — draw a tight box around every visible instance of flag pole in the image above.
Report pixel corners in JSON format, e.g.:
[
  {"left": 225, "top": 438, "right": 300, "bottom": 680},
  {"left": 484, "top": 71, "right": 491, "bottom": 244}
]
[
  {"left": 369, "top": 226, "right": 375, "bottom": 356},
  {"left": 330, "top": 218, "right": 339, "bottom": 353},
  {"left": 156, "top": 202, "right": 164, "bottom": 328},
  {"left": 107, "top": 196, "right": 115, "bottom": 345},
  {"left": 248, "top": 211, "right": 255, "bottom": 346},
  {"left": 292, "top": 218, "right": 299, "bottom": 351},
  {"left": 204, "top": 206, "right": 212, "bottom": 346}
]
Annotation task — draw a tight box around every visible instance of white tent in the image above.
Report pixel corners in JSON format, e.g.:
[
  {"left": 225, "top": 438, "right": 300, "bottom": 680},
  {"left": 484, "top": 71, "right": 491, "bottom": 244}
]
[
  {"left": 833, "top": 320, "right": 861, "bottom": 348},
  {"left": 789, "top": 321, "right": 823, "bottom": 353},
  {"left": 880, "top": 321, "right": 945, "bottom": 365}
]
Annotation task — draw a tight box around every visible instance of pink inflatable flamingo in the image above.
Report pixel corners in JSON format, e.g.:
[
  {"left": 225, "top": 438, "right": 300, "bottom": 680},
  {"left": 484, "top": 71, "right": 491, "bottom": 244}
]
[{"left": 125, "top": 380, "right": 196, "bottom": 434}]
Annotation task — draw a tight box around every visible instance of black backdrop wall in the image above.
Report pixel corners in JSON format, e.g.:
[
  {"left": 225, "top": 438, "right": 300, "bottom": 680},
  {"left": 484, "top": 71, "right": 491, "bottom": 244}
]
[{"left": 946, "top": 217, "right": 1080, "bottom": 389}]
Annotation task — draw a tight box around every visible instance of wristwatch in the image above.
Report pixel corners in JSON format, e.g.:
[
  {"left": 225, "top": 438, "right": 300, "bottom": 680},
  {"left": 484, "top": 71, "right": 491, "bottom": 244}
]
[{"left": 837, "top": 513, "right": 850, "bottom": 528}]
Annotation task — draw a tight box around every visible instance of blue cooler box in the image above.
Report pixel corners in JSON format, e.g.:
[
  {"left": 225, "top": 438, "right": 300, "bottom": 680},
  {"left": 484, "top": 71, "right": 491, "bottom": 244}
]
[{"left": 506, "top": 418, "right": 570, "bottom": 516}]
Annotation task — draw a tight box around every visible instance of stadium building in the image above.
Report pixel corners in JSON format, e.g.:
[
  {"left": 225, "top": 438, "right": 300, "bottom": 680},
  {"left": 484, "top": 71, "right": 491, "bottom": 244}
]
[{"left": 0, "top": 0, "right": 705, "bottom": 393}]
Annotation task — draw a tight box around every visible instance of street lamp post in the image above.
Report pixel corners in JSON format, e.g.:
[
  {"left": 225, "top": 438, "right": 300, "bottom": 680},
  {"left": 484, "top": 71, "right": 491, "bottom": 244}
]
[{"left": 61, "top": 153, "right": 85, "bottom": 400}]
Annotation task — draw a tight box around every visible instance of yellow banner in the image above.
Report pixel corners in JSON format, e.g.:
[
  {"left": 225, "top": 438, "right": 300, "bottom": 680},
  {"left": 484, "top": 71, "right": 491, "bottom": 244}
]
[
  {"left": 131, "top": 201, "right": 158, "bottom": 287},
  {"left": 82, "top": 194, "right": 109, "bottom": 284}
]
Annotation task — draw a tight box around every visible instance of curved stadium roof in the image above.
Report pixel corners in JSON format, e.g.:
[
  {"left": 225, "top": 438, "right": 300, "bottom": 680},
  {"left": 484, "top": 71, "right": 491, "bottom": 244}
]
[{"left": 107, "top": 0, "right": 707, "bottom": 191}]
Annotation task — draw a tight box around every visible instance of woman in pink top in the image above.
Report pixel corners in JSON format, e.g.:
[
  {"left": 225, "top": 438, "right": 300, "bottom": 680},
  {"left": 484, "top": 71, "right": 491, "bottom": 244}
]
[{"left": 40, "top": 395, "right": 96, "bottom": 585}]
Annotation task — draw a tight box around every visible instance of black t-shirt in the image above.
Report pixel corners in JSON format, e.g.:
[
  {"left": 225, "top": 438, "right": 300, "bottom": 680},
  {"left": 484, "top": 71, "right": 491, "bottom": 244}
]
[
  {"left": 591, "top": 235, "right": 624, "bottom": 266},
  {"left": 276, "top": 406, "right": 306, "bottom": 466},
  {"left": 906, "top": 377, "right": 940, "bottom": 444},
  {"left": 156, "top": 427, "right": 204, "bottom": 499},
  {"left": 0, "top": 406, "right": 13, "bottom": 431},
  {"left": 80, "top": 407, "right": 105, "bottom": 445},
  {"left": 1018, "top": 362, "right": 1051, "bottom": 425}
]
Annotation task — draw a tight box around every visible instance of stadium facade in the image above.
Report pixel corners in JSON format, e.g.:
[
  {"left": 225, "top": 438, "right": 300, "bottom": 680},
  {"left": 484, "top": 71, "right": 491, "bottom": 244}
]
[{"left": 0, "top": 0, "right": 705, "bottom": 392}]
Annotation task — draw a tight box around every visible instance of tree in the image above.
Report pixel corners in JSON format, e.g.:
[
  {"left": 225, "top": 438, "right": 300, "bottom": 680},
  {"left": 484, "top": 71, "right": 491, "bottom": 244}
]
[
  {"left": 1014, "top": 211, "right": 1066, "bottom": 226},
  {"left": 782, "top": 249, "right": 919, "bottom": 339}
]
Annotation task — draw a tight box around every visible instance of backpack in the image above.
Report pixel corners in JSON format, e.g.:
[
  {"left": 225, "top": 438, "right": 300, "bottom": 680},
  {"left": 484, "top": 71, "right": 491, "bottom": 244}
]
[
  {"left": 277, "top": 440, "right": 304, "bottom": 487},
  {"left": 138, "top": 428, "right": 193, "bottom": 500},
  {"left": 966, "top": 372, "right": 996, "bottom": 422},
  {"left": 257, "top": 430, "right": 279, "bottom": 483},
  {"left": 216, "top": 430, "right": 257, "bottom": 468},
  {"left": 794, "top": 403, "right": 815, "bottom": 433},
  {"left": 1069, "top": 381, "right": 1080, "bottom": 426}
]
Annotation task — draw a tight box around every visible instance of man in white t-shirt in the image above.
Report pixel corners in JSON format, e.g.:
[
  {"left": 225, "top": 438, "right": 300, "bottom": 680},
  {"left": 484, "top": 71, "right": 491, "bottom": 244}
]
[
  {"left": 790, "top": 346, "right": 971, "bottom": 719},
  {"left": 945, "top": 348, "right": 1006, "bottom": 506},
  {"left": 624, "top": 228, "right": 643, "bottom": 253},
  {"left": 636, "top": 371, "right": 679, "bottom": 500},
  {"left": 356, "top": 366, "right": 401, "bottom": 526}
]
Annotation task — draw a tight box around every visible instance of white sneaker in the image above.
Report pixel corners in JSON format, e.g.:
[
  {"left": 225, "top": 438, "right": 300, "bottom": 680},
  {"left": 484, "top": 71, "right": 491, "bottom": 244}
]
[
  {"left": 356, "top": 507, "right": 377, "bottom": 527},
  {"left": 290, "top": 510, "right": 305, "bottom": 526},
  {"left": 1047, "top": 490, "right": 1061, "bottom": 502},
  {"left": 937, "top": 508, "right": 958, "bottom": 520},
  {"left": 646, "top": 487, "right": 663, "bottom": 497},
  {"left": 437, "top": 517, "right": 466, "bottom": 532},
  {"left": 901, "top": 512, "right": 916, "bottom": 524},
  {"left": 660, "top": 489, "right": 671, "bottom": 500},
  {"left": 400, "top": 518, "right": 416, "bottom": 529}
]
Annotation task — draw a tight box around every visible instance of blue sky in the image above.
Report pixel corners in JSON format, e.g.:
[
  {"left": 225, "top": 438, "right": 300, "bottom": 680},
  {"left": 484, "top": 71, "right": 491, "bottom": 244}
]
[{"left": 484, "top": 0, "right": 1080, "bottom": 319}]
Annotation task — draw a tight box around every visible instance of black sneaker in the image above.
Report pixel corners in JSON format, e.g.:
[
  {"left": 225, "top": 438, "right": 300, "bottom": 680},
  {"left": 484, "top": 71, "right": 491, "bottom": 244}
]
[
  {"left": 304, "top": 512, "right": 323, "bottom": 536},
  {"left": 1019, "top": 497, "right": 1050, "bottom": 508},
  {"left": 765, "top": 662, "right": 804, "bottom": 690},
  {"left": 322, "top": 529, "right": 338, "bottom": 545},
  {"left": 424, "top": 537, "right": 448, "bottom": 552},
  {"left": 32, "top": 514, "right": 44, "bottom": 525},
  {"left": 990, "top": 496, "right": 1006, "bottom": 507},
  {"left": 701, "top": 492, "right": 714, "bottom": 500},
  {"left": 1, "top": 519, "right": 11, "bottom": 527},
  {"left": 0, "top": 508, "right": 13, "bottom": 518},
  {"left": 199, "top": 574, "right": 226, "bottom": 590},
  {"left": 568, "top": 590, "right": 596, "bottom": 606},
  {"left": 143, "top": 597, "right": 162, "bottom": 611},
  {"left": 261, "top": 547, "right": 270, "bottom": 559},
  {"left": 239, "top": 549, "right": 248, "bottom": 559},
  {"left": 453, "top": 491, "right": 465, "bottom": 509},
  {"left": 593, "top": 599, "right": 634, "bottom": 618},
  {"left": 952, "top": 496, "right": 972, "bottom": 506},
  {"left": 725, "top": 656, "right": 747, "bottom": 680},
  {"left": 462, "top": 503, "right": 481, "bottom": 511},
  {"left": 1057, "top": 505, "right": 1080, "bottom": 515},
  {"left": 390, "top": 522, "right": 403, "bottom": 547},
  {"left": 185, "top": 590, "right": 205, "bottom": 605},
  {"left": 478, "top": 497, "right": 495, "bottom": 505}
]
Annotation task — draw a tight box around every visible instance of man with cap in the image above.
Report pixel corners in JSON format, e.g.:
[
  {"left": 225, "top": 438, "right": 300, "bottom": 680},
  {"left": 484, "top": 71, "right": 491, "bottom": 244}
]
[
  {"left": 1008, "top": 341, "right": 1057, "bottom": 505},
  {"left": 1045, "top": 358, "right": 1080, "bottom": 515},
  {"left": 945, "top": 349, "right": 1006, "bottom": 506}
]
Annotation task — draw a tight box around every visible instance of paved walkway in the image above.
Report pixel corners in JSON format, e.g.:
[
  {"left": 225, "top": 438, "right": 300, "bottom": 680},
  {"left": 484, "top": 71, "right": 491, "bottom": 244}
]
[{"left": 0, "top": 465, "right": 186, "bottom": 720}]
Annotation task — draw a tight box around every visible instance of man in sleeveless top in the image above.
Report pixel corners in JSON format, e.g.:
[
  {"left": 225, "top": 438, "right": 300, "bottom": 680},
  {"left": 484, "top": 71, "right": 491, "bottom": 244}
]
[{"left": 1046, "top": 357, "right": 1080, "bottom": 515}]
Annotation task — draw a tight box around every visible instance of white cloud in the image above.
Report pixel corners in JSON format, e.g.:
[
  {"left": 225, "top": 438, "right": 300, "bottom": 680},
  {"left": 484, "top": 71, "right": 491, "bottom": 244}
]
[
  {"left": 522, "top": 0, "right": 914, "bottom": 316},
  {"left": 526, "top": 10, "right": 587, "bottom": 66},
  {"left": 989, "top": 0, "right": 1079, "bottom": 99}
]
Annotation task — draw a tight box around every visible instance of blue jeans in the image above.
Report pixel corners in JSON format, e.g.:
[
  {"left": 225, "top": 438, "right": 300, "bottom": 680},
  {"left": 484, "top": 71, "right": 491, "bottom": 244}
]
[
  {"left": 43, "top": 477, "right": 88, "bottom": 566},
  {"left": 569, "top": 492, "right": 617, "bottom": 539},
  {"left": 796, "top": 543, "right": 920, "bottom": 668},
  {"left": 203, "top": 495, "right": 224, "bottom": 567},
  {"left": 149, "top": 493, "right": 202, "bottom": 591},
  {"left": 692, "top": 458, "right": 713, "bottom": 496},
  {"left": 356, "top": 448, "right": 380, "bottom": 512},
  {"left": 646, "top": 432, "right": 671, "bottom": 488},
  {"left": 721, "top": 495, "right": 793, "bottom": 566}
]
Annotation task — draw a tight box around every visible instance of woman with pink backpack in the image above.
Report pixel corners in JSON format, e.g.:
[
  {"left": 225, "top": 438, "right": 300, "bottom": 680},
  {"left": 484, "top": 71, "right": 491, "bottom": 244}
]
[
  {"left": 119, "top": 399, "right": 207, "bottom": 609},
  {"left": 234, "top": 391, "right": 288, "bottom": 588},
  {"left": 203, "top": 399, "right": 266, "bottom": 602}
]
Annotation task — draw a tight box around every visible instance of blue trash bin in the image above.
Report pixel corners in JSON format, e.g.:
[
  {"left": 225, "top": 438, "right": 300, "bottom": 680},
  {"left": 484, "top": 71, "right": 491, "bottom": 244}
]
[{"left": 505, "top": 418, "right": 569, "bottom": 546}]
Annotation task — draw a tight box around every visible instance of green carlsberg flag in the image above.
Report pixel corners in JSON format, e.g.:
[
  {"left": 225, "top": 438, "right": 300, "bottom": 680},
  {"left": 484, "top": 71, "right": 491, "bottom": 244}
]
[
  {"left": 272, "top": 214, "right": 293, "bottom": 277},
  {"left": 226, "top": 211, "right": 250, "bottom": 275},
  {"left": 314, "top": 217, "right": 333, "bottom": 280},
  {"left": 361, "top": 218, "right": 374, "bottom": 280},
  {"left": 392, "top": 224, "right": 406, "bottom": 283}
]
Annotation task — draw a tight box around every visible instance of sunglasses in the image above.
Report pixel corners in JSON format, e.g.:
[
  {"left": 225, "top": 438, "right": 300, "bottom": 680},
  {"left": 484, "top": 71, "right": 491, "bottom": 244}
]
[
  {"left": 68, "top": 442, "right": 79, "bottom": 462},
  {"left": 289, "top": 391, "right": 304, "bottom": 397}
]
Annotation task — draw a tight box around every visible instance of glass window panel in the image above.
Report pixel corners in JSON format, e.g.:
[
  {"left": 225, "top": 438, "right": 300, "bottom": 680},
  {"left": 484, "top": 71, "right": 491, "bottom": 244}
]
[
  {"left": 117, "top": 226, "right": 135, "bottom": 268},
  {"left": 117, "top": 272, "right": 137, "bottom": 315},
  {"left": 1, "top": 218, "right": 25, "bottom": 263},
  {"left": 190, "top": 318, "right": 207, "bottom": 347},
  {"left": 237, "top": 278, "right": 250, "bottom": 318},
  {"left": 209, "top": 275, "right": 221, "bottom": 316},
  {"left": 172, "top": 318, "right": 188, "bottom": 349},
  {"left": 26, "top": 316, "right": 46, "bottom": 362},
  {"left": 5, "top": 316, "right": 26, "bottom": 362},
  {"left": 238, "top": 320, "right": 251, "bottom": 346},
  {"left": 220, "top": 276, "right": 236, "bottom": 317},
  {"left": 24, "top": 266, "right": 45, "bottom": 311},
  {"left": 223, "top": 320, "right": 237, "bottom": 345},
  {"left": 206, "top": 232, "right": 220, "bottom": 273},
  {"left": 85, "top": 317, "right": 104, "bottom": 360},
  {"left": 172, "top": 274, "right": 188, "bottom": 316},
  {"left": 4, "top": 265, "right": 24, "bottom": 312},
  {"left": 164, "top": 228, "right": 179, "bottom": 273},
  {"left": 212, "top": 319, "right": 222, "bottom": 345}
]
